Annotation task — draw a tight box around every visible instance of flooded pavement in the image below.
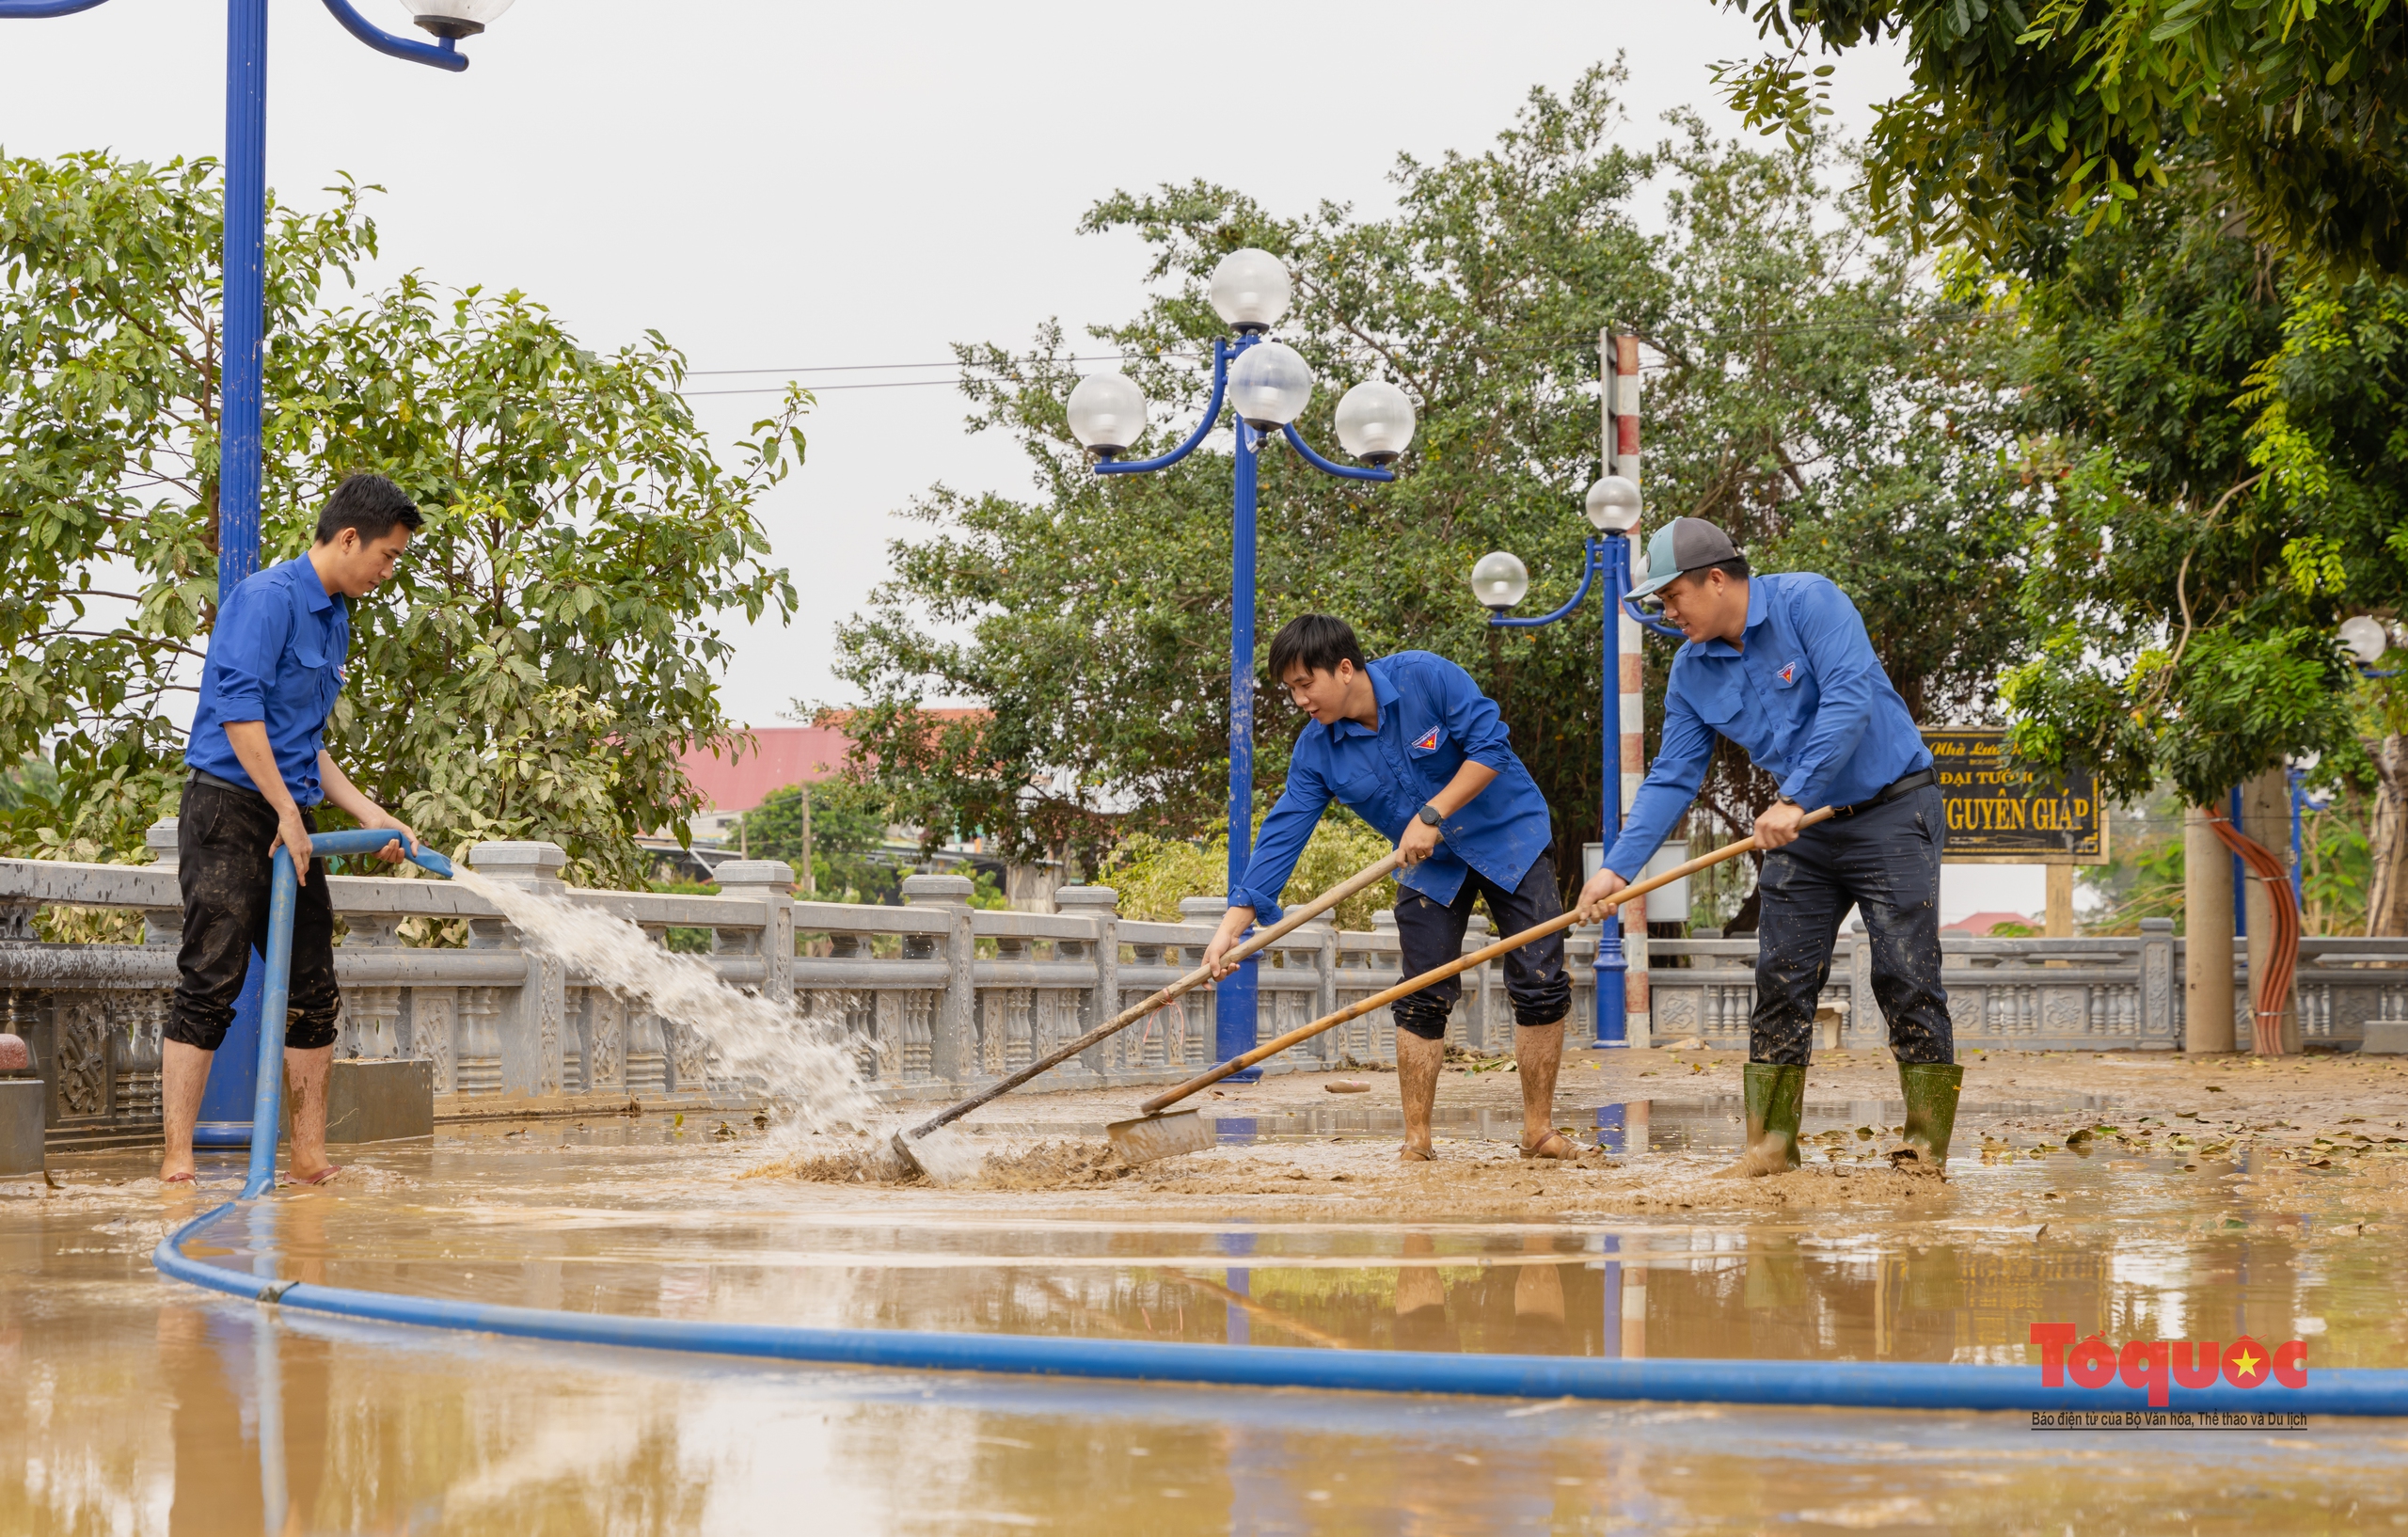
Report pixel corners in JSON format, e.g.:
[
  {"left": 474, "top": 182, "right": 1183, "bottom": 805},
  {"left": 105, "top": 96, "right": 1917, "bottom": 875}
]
[{"left": 8, "top": 1047, "right": 2408, "bottom": 1532}]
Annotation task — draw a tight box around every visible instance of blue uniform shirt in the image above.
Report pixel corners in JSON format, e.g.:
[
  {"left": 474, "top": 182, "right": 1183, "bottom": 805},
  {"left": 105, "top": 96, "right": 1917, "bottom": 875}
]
[
  {"left": 1603, "top": 572, "right": 1929, "bottom": 879},
  {"left": 1232, "top": 652, "right": 1555, "bottom": 922},
  {"left": 185, "top": 556, "right": 351, "bottom": 806}
]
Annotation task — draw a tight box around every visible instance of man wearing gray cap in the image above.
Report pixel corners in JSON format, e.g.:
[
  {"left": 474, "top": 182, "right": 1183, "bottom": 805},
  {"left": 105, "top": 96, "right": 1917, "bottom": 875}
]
[{"left": 1574, "top": 517, "right": 1959, "bottom": 1178}]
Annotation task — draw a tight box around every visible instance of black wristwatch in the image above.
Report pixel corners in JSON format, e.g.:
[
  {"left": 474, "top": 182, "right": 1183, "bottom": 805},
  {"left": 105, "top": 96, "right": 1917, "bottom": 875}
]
[{"left": 1417, "top": 802, "right": 1445, "bottom": 827}]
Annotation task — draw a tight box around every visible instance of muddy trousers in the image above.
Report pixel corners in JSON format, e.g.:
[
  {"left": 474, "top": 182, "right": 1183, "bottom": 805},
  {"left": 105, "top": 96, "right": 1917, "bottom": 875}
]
[
  {"left": 166, "top": 777, "right": 341, "bottom": 1054},
  {"left": 1747, "top": 782, "right": 1952, "bottom": 1068}
]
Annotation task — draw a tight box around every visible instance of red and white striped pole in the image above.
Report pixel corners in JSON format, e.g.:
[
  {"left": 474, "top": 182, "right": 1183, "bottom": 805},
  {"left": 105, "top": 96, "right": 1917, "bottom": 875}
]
[{"left": 1608, "top": 328, "right": 1650, "bottom": 1043}]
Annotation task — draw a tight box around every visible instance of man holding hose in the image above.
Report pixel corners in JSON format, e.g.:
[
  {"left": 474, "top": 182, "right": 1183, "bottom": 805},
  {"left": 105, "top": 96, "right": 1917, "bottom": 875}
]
[
  {"left": 1202, "top": 614, "right": 1582, "bottom": 1162},
  {"left": 159, "top": 473, "right": 424, "bottom": 1186},
  {"left": 1575, "top": 518, "right": 1958, "bottom": 1177}
]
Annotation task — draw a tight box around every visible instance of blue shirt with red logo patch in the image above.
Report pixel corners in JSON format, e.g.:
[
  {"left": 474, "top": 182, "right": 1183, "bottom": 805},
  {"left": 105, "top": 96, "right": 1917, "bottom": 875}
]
[
  {"left": 1231, "top": 651, "right": 1554, "bottom": 922},
  {"left": 1601, "top": 571, "right": 1931, "bottom": 880}
]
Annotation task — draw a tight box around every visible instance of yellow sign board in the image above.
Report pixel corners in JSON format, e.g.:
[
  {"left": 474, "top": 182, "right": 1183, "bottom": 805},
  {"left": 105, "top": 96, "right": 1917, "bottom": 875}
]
[{"left": 1923, "top": 728, "right": 2109, "bottom": 865}]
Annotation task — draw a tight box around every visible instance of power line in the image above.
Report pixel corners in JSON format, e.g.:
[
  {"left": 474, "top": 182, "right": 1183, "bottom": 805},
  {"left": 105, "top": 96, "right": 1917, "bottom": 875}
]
[{"left": 675, "top": 310, "right": 1997, "bottom": 399}]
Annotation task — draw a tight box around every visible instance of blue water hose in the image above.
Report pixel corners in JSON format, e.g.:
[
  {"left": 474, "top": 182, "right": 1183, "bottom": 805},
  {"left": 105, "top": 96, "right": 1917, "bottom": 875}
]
[
  {"left": 151, "top": 1203, "right": 2408, "bottom": 1416},
  {"left": 244, "top": 830, "right": 455, "bottom": 1198},
  {"left": 183, "top": 834, "right": 2408, "bottom": 1416}
]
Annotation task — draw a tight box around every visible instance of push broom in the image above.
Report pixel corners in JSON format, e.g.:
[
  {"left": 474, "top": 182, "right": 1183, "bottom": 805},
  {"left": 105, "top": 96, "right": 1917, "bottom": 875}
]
[
  {"left": 1105, "top": 809, "right": 1834, "bottom": 1164},
  {"left": 890, "top": 848, "right": 1408, "bottom": 1176}
]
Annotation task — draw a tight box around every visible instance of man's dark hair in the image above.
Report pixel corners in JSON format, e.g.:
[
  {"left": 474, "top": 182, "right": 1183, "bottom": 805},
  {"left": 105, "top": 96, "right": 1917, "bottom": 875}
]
[
  {"left": 314, "top": 473, "right": 423, "bottom": 546},
  {"left": 1699, "top": 554, "right": 1751, "bottom": 583},
  {"left": 1268, "top": 614, "right": 1370, "bottom": 681}
]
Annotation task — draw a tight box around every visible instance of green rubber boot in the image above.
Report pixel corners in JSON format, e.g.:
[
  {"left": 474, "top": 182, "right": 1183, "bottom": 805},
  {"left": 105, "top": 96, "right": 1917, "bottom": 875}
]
[
  {"left": 1889, "top": 1062, "right": 1963, "bottom": 1176},
  {"left": 1718, "top": 1062, "right": 1806, "bottom": 1178}
]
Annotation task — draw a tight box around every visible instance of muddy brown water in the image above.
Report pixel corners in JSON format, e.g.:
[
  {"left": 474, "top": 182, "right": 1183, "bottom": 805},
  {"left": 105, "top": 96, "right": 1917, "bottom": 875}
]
[{"left": 8, "top": 1048, "right": 2408, "bottom": 1532}]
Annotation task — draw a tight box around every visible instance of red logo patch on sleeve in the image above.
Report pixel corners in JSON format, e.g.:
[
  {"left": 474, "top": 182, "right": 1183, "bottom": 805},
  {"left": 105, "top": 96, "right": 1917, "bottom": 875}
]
[{"left": 1412, "top": 727, "right": 1442, "bottom": 752}]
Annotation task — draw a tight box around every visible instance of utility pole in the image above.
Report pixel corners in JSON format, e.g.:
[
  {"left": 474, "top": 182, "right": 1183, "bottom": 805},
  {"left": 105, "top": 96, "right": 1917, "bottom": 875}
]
[
  {"left": 1606, "top": 327, "right": 1651, "bottom": 1044},
  {"left": 800, "top": 784, "right": 816, "bottom": 896}
]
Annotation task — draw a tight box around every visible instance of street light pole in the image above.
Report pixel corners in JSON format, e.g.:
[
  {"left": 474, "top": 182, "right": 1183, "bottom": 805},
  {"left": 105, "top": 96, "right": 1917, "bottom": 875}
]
[
  {"left": 4, "top": 0, "right": 497, "bottom": 588},
  {"left": 1226, "top": 414, "right": 1261, "bottom": 1049},
  {"left": 221, "top": 0, "right": 270, "bottom": 588},
  {"left": 1469, "top": 336, "right": 1680, "bottom": 1049},
  {"left": 1067, "top": 249, "right": 1416, "bottom": 1081},
  {"left": 3, "top": 0, "right": 508, "bottom": 1146}
]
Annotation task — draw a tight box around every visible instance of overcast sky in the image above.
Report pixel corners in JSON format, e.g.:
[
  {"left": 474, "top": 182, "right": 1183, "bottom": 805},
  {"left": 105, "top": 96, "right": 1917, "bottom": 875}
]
[{"left": 8, "top": 2, "right": 2049, "bottom": 918}]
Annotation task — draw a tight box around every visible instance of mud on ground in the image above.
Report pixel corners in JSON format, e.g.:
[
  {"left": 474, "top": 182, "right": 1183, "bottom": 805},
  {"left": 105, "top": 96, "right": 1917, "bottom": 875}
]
[{"left": 741, "top": 1045, "right": 2408, "bottom": 1223}]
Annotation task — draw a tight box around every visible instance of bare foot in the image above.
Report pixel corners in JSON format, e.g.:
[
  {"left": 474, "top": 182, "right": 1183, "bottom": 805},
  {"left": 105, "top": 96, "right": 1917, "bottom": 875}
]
[
  {"left": 159, "top": 1155, "right": 197, "bottom": 1185},
  {"left": 1398, "top": 1143, "right": 1437, "bottom": 1162},
  {"left": 1519, "top": 1130, "right": 1590, "bottom": 1161}
]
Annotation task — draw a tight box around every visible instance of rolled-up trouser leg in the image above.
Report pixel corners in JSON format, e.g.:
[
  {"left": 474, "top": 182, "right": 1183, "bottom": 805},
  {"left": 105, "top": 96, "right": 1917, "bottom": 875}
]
[
  {"left": 1390, "top": 885, "right": 1473, "bottom": 1042},
  {"left": 1747, "top": 838, "right": 1848, "bottom": 1067}
]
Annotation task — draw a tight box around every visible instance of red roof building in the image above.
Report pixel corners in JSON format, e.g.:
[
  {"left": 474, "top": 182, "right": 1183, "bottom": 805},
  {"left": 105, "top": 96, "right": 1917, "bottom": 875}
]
[
  {"left": 677, "top": 726, "right": 855, "bottom": 814},
  {"left": 677, "top": 710, "right": 987, "bottom": 814},
  {"left": 1943, "top": 911, "right": 2037, "bottom": 937}
]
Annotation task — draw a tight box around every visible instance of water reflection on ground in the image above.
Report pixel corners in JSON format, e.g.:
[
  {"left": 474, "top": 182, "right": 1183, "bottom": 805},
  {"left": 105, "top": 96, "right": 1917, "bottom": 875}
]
[
  {"left": 8, "top": 1114, "right": 2407, "bottom": 1533},
  {"left": 149, "top": 1109, "right": 2408, "bottom": 1370}
]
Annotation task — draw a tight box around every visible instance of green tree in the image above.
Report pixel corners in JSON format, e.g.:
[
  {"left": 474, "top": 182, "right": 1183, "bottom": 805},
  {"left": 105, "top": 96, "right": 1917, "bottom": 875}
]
[
  {"left": 1096, "top": 807, "right": 1400, "bottom": 929},
  {"left": 1713, "top": 0, "right": 2408, "bottom": 277},
  {"left": 1990, "top": 185, "right": 2408, "bottom": 895},
  {"left": 740, "top": 779, "right": 905, "bottom": 905},
  {"left": 829, "top": 69, "right": 2029, "bottom": 896},
  {"left": 0, "top": 151, "right": 803, "bottom": 882}
]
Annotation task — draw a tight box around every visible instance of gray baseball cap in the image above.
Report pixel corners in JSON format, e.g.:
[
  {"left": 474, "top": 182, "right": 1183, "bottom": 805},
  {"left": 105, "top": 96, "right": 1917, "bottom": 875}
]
[{"left": 1627, "top": 517, "right": 1740, "bottom": 600}]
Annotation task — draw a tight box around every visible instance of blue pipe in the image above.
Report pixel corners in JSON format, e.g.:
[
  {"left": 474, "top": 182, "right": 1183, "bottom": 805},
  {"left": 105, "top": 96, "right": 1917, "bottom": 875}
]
[
  {"left": 317, "top": 0, "right": 469, "bottom": 71},
  {"left": 1490, "top": 541, "right": 1601, "bottom": 628},
  {"left": 1095, "top": 339, "right": 1231, "bottom": 475},
  {"left": 2230, "top": 784, "right": 2247, "bottom": 941},
  {"left": 219, "top": 0, "right": 269, "bottom": 594},
  {"left": 152, "top": 1200, "right": 2408, "bottom": 1415},
  {"left": 1621, "top": 594, "right": 1688, "bottom": 640},
  {"left": 1278, "top": 422, "right": 1396, "bottom": 483},
  {"left": 241, "top": 829, "right": 455, "bottom": 1198},
  {"left": 1594, "top": 533, "right": 1627, "bottom": 1048},
  {"left": 1218, "top": 420, "right": 1261, "bottom": 1082},
  {"left": 0, "top": 0, "right": 110, "bottom": 15}
]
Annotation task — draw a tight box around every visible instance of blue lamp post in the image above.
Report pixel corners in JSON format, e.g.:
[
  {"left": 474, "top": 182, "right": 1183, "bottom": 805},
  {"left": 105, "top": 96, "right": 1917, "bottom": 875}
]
[
  {"left": 1472, "top": 474, "right": 1682, "bottom": 1048},
  {"left": 4, "top": 0, "right": 506, "bottom": 1145},
  {"left": 1066, "top": 248, "right": 1416, "bottom": 1081}
]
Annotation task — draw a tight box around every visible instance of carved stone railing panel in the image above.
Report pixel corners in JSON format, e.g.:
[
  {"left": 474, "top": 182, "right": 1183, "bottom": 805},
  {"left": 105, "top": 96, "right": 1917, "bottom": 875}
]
[{"left": 21, "top": 842, "right": 2384, "bottom": 1146}]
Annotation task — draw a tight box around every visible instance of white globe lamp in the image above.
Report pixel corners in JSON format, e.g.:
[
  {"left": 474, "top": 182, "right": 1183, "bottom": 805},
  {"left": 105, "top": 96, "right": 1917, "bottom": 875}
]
[
  {"left": 1228, "top": 341, "right": 1314, "bottom": 429},
  {"left": 398, "top": 0, "right": 515, "bottom": 37},
  {"left": 1585, "top": 474, "right": 1642, "bottom": 532},
  {"left": 1334, "top": 380, "right": 1417, "bottom": 466},
  {"left": 1471, "top": 551, "right": 1529, "bottom": 613},
  {"left": 1209, "top": 248, "right": 1291, "bottom": 333},
  {"left": 2339, "top": 615, "right": 2391, "bottom": 666},
  {"left": 1066, "top": 373, "right": 1149, "bottom": 455}
]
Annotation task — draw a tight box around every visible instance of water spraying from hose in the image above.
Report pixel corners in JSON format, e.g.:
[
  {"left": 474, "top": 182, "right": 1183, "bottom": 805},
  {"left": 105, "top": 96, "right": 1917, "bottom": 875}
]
[{"left": 446, "top": 865, "right": 878, "bottom": 1139}]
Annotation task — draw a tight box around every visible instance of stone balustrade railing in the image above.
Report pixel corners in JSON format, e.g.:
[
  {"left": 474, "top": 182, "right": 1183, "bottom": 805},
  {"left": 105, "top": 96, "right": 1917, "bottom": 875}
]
[
  {"left": 0, "top": 826, "right": 1610, "bottom": 1146},
  {"left": 8, "top": 825, "right": 2400, "bottom": 1147},
  {"left": 1650, "top": 920, "right": 2408, "bottom": 1053}
]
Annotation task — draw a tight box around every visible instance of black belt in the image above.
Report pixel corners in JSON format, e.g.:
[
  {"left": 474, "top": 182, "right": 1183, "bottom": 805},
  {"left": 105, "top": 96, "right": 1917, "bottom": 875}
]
[
  {"left": 188, "top": 768, "right": 264, "bottom": 799},
  {"left": 1831, "top": 767, "right": 1936, "bottom": 818}
]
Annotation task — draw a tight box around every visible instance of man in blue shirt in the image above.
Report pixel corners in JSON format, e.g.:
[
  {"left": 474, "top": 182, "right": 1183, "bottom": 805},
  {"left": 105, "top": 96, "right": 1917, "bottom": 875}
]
[
  {"left": 1575, "top": 517, "right": 1959, "bottom": 1178},
  {"left": 162, "top": 474, "right": 424, "bottom": 1187},
  {"left": 1201, "top": 615, "right": 1583, "bottom": 1162}
]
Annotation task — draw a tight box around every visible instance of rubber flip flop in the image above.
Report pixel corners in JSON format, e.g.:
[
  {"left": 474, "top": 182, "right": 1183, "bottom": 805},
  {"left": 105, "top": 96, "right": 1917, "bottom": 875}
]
[
  {"left": 162, "top": 1172, "right": 197, "bottom": 1185},
  {"left": 292, "top": 1166, "right": 341, "bottom": 1186},
  {"left": 1398, "top": 1145, "right": 1438, "bottom": 1163}
]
